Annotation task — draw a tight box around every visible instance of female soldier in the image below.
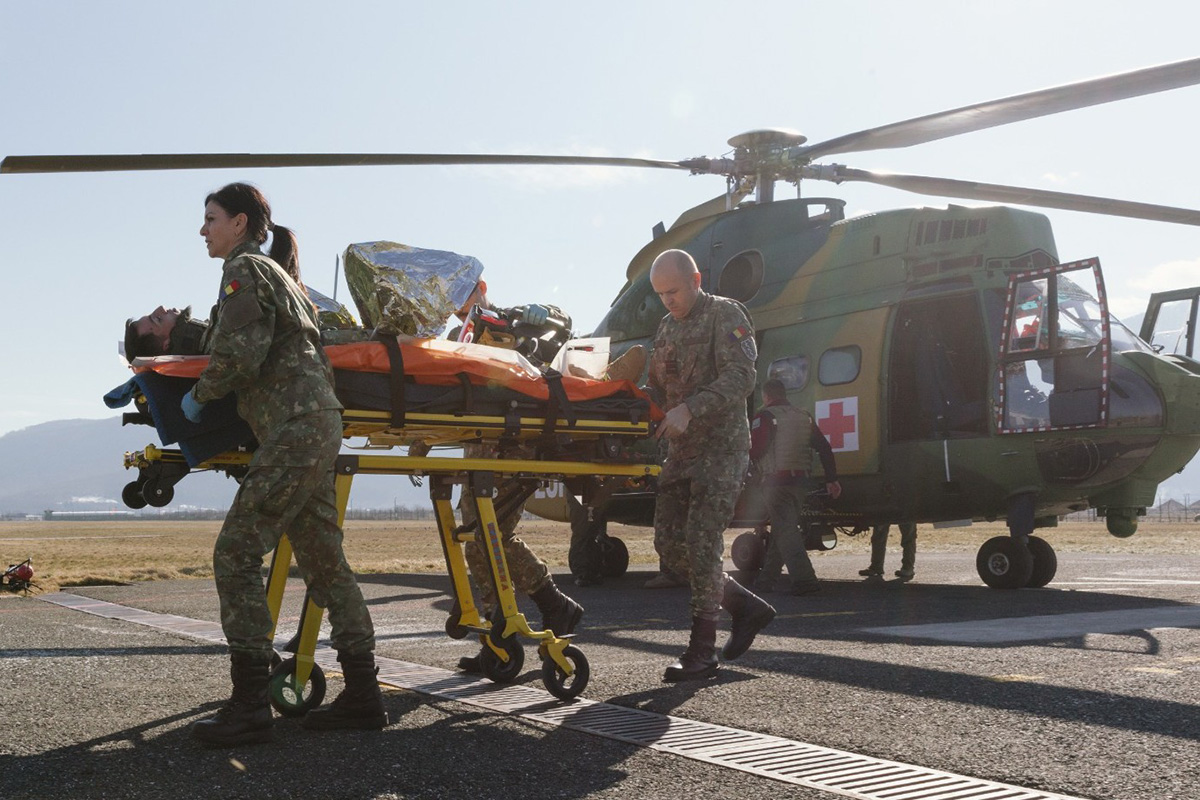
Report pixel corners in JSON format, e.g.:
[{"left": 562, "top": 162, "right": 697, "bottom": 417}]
[{"left": 184, "top": 183, "right": 386, "bottom": 746}]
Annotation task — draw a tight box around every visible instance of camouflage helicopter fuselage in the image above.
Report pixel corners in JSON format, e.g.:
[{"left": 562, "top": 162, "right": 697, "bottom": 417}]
[{"left": 589, "top": 195, "right": 1200, "bottom": 537}]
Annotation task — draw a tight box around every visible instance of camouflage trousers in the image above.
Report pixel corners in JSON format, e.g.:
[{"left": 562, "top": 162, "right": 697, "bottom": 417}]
[
  {"left": 214, "top": 410, "right": 374, "bottom": 658},
  {"left": 654, "top": 450, "right": 748, "bottom": 619},
  {"left": 459, "top": 476, "right": 550, "bottom": 613}
]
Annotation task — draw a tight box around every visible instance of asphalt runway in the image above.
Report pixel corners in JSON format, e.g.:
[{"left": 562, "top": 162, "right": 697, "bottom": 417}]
[{"left": 3, "top": 550, "right": 1199, "bottom": 800}]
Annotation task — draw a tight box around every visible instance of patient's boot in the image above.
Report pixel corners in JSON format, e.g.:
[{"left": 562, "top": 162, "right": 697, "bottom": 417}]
[
  {"left": 191, "top": 652, "right": 274, "bottom": 747},
  {"left": 303, "top": 651, "right": 388, "bottom": 731},
  {"left": 720, "top": 577, "right": 776, "bottom": 661},
  {"left": 663, "top": 616, "right": 719, "bottom": 682},
  {"left": 531, "top": 580, "right": 584, "bottom": 637},
  {"left": 606, "top": 344, "right": 647, "bottom": 383}
]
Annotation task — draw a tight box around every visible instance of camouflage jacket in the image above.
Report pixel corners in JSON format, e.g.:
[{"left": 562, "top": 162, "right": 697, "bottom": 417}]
[
  {"left": 193, "top": 241, "right": 342, "bottom": 440},
  {"left": 648, "top": 290, "right": 757, "bottom": 481}
]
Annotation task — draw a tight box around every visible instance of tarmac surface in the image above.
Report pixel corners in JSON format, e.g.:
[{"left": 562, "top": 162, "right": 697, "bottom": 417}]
[{"left": 3, "top": 549, "right": 1199, "bottom": 800}]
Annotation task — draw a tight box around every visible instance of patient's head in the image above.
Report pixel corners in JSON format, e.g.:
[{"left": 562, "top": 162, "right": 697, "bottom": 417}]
[{"left": 125, "top": 307, "right": 182, "bottom": 359}]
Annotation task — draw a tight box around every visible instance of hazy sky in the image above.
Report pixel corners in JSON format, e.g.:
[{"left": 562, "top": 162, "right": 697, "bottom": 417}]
[{"left": 2, "top": 1, "right": 1198, "bottom": 438}]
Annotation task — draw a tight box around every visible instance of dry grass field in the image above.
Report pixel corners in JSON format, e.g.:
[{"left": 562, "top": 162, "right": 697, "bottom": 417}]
[{"left": 2, "top": 516, "right": 1198, "bottom": 594}]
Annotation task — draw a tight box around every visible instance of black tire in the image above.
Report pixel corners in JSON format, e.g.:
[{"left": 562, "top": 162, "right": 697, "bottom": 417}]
[
  {"left": 600, "top": 536, "right": 629, "bottom": 578},
  {"left": 731, "top": 531, "right": 765, "bottom": 571},
  {"left": 976, "top": 536, "right": 1034, "bottom": 590},
  {"left": 1026, "top": 535, "right": 1058, "bottom": 588},
  {"left": 122, "top": 481, "right": 148, "bottom": 510},
  {"left": 268, "top": 657, "right": 327, "bottom": 718},
  {"left": 479, "top": 636, "right": 524, "bottom": 683},
  {"left": 541, "top": 645, "right": 590, "bottom": 701},
  {"left": 142, "top": 481, "right": 174, "bottom": 508},
  {"left": 445, "top": 615, "right": 470, "bottom": 639}
]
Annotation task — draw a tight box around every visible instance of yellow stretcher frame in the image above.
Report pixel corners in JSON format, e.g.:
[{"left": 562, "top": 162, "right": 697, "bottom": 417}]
[{"left": 122, "top": 406, "right": 660, "bottom": 706}]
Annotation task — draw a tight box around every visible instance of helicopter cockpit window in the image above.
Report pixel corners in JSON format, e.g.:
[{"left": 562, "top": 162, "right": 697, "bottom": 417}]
[
  {"left": 818, "top": 346, "right": 861, "bottom": 386},
  {"left": 767, "top": 355, "right": 809, "bottom": 391}
]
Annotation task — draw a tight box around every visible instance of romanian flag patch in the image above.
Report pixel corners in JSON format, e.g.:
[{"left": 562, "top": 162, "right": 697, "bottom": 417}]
[
  {"left": 223, "top": 280, "right": 241, "bottom": 297},
  {"left": 729, "top": 324, "right": 757, "bottom": 360}
]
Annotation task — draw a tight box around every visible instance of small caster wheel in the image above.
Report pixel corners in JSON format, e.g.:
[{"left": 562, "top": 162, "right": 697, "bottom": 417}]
[
  {"left": 600, "top": 536, "right": 629, "bottom": 578},
  {"left": 122, "top": 481, "right": 148, "bottom": 510},
  {"left": 542, "top": 645, "right": 589, "bottom": 700},
  {"left": 142, "top": 481, "right": 174, "bottom": 508},
  {"left": 445, "top": 615, "right": 469, "bottom": 639},
  {"left": 478, "top": 635, "right": 524, "bottom": 683},
  {"left": 268, "top": 657, "right": 326, "bottom": 718}
]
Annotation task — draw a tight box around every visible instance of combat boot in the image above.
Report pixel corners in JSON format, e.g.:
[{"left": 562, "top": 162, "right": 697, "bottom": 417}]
[
  {"left": 191, "top": 652, "right": 274, "bottom": 747},
  {"left": 720, "top": 577, "right": 776, "bottom": 660},
  {"left": 663, "top": 616, "right": 719, "bottom": 682},
  {"left": 530, "top": 580, "right": 584, "bottom": 637},
  {"left": 303, "top": 651, "right": 388, "bottom": 731}
]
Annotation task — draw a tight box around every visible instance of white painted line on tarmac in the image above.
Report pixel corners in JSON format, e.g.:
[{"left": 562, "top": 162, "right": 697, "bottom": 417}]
[{"left": 861, "top": 605, "right": 1200, "bottom": 643}]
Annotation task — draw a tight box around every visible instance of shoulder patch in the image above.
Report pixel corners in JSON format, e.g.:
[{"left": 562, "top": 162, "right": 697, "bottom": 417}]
[
  {"left": 728, "top": 324, "right": 757, "bottom": 360},
  {"left": 220, "top": 287, "right": 263, "bottom": 330}
]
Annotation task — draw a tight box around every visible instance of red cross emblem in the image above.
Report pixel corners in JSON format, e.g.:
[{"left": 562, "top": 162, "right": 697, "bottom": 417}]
[{"left": 816, "top": 397, "right": 859, "bottom": 452}]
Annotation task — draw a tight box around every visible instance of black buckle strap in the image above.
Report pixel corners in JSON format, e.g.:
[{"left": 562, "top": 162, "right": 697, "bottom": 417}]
[{"left": 378, "top": 335, "right": 406, "bottom": 428}]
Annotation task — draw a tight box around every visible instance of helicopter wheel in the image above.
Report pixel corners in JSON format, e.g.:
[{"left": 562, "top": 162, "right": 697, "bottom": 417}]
[
  {"left": 731, "top": 530, "right": 765, "bottom": 571},
  {"left": 268, "top": 657, "right": 327, "bottom": 718},
  {"left": 1025, "top": 535, "right": 1058, "bottom": 588},
  {"left": 976, "top": 536, "right": 1034, "bottom": 590},
  {"left": 600, "top": 536, "right": 629, "bottom": 578}
]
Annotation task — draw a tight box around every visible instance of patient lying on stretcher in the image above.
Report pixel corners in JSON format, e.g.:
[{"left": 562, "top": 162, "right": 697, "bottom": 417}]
[{"left": 125, "top": 298, "right": 646, "bottom": 382}]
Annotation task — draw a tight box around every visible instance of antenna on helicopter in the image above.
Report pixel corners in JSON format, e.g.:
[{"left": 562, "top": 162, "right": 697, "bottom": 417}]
[{"left": 333, "top": 254, "right": 340, "bottom": 303}]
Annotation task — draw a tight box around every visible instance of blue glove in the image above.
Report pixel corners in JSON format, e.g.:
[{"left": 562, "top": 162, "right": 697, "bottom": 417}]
[
  {"left": 523, "top": 303, "right": 549, "bottom": 325},
  {"left": 181, "top": 389, "right": 206, "bottom": 423}
]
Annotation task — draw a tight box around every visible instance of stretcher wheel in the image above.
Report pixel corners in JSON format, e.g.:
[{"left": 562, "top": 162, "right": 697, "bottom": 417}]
[
  {"left": 268, "top": 656, "right": 327, "bottom": 717},
  {"left": 479, "top": 636, "right": 524, "bottom": 683},
  {"left": 445, "top": 615, "right": 469, "bottom": 639},
  {"left": 541, "top": 645, "right": 589, "bottom": 701},
  {"left": 142, "top": 481, "right": 174, "bottom": 508},
  {"left": 600, "top": 536, "right": 629, "bottom": 578},
  {"left": 122, "top": 481, "right": 148, "bottom": 510},
  {"left": 731, "top": 530, "right": 765, "bottom": 571}
]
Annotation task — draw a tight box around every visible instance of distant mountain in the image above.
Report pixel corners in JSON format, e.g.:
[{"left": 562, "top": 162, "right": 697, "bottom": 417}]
[
  {"left": 0, "top": 417, "right": 429, "bottom": 516},
  {"left": 2, "top": 416, "right": 1196, "bottom": 517}
]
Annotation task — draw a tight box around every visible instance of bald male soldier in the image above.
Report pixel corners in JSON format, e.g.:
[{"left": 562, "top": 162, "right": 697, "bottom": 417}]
[{"left": 647, "top": 249, "right": 775, "bottom": 682}]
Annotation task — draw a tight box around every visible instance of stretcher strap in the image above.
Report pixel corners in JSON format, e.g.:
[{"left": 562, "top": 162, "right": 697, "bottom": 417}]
[
  {"left": 541, "top": 368, "right": 576, "bottom": 434},
  {"left": 381, "top": 335, "right": 407, "bottom": 428}
]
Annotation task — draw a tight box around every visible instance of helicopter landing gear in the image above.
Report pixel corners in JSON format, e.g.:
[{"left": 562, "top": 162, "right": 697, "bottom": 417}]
[{"left": 1026, "top": 535, "right": 1058, "bottom": 588}]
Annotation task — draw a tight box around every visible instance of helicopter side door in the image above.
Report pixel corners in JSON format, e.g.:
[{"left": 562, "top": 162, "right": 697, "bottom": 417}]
[
  {"left": 1139, "top": 286, "right": 1200, "bottom": 360},
  {"left": 997, "top": 258, "right": 1112, "bottom": 433}
]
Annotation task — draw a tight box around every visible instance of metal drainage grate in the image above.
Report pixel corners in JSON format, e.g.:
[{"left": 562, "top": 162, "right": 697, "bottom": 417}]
[{"left": 43, "top": 592, "right": 1085, "bottom": 800}]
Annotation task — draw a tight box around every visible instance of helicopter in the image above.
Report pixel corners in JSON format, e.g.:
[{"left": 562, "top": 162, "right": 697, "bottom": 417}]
[{"left": 5, "top": 57, "right": 1200, "bottom": 590}]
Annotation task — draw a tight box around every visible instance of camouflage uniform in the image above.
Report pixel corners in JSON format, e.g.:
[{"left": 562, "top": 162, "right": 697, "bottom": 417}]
[
  {"left": 194, "top": 241, "right": 374, "bottom": 659},
  {"left": 648, "top": 290, "right": 757, "bottom": 619}
]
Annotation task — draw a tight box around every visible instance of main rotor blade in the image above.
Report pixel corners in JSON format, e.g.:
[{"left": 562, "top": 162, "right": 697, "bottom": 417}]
[
  {"left": 809, "top": 165, "right": 1200, "bottom": 226},
  {"left": 796, "top": 57, "right": 1200, "bottom": 161},
  {"left": 0, "top": 152, "right": 690, "bottom": 174}
]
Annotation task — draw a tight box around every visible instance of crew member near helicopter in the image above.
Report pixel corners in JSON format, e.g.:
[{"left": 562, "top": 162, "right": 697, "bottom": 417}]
[
  {"left": 749, "top": 378, "right": 842, "bottom": 595},
  {"left": 647, "top": 248, "right": 775, "bottom": 682},
  {"left": 183, "top": 182, "right": 386, "bottom": 746},
  {"left": 442, "top": 278, "right": 586, "bottom": 673}
]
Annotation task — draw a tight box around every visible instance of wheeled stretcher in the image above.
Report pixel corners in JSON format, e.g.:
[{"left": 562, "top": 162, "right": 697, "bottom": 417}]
[{"left": 115, "top": 338, "right": 661, "bottom": 704}]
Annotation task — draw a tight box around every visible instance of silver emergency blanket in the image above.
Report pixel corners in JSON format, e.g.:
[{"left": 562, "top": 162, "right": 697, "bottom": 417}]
[
  {"left": 307, "top": 285, "right": 358, "bottom": 329},
  {"left": 344, "top": 242, "right": 484, "bottom": 338}
]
